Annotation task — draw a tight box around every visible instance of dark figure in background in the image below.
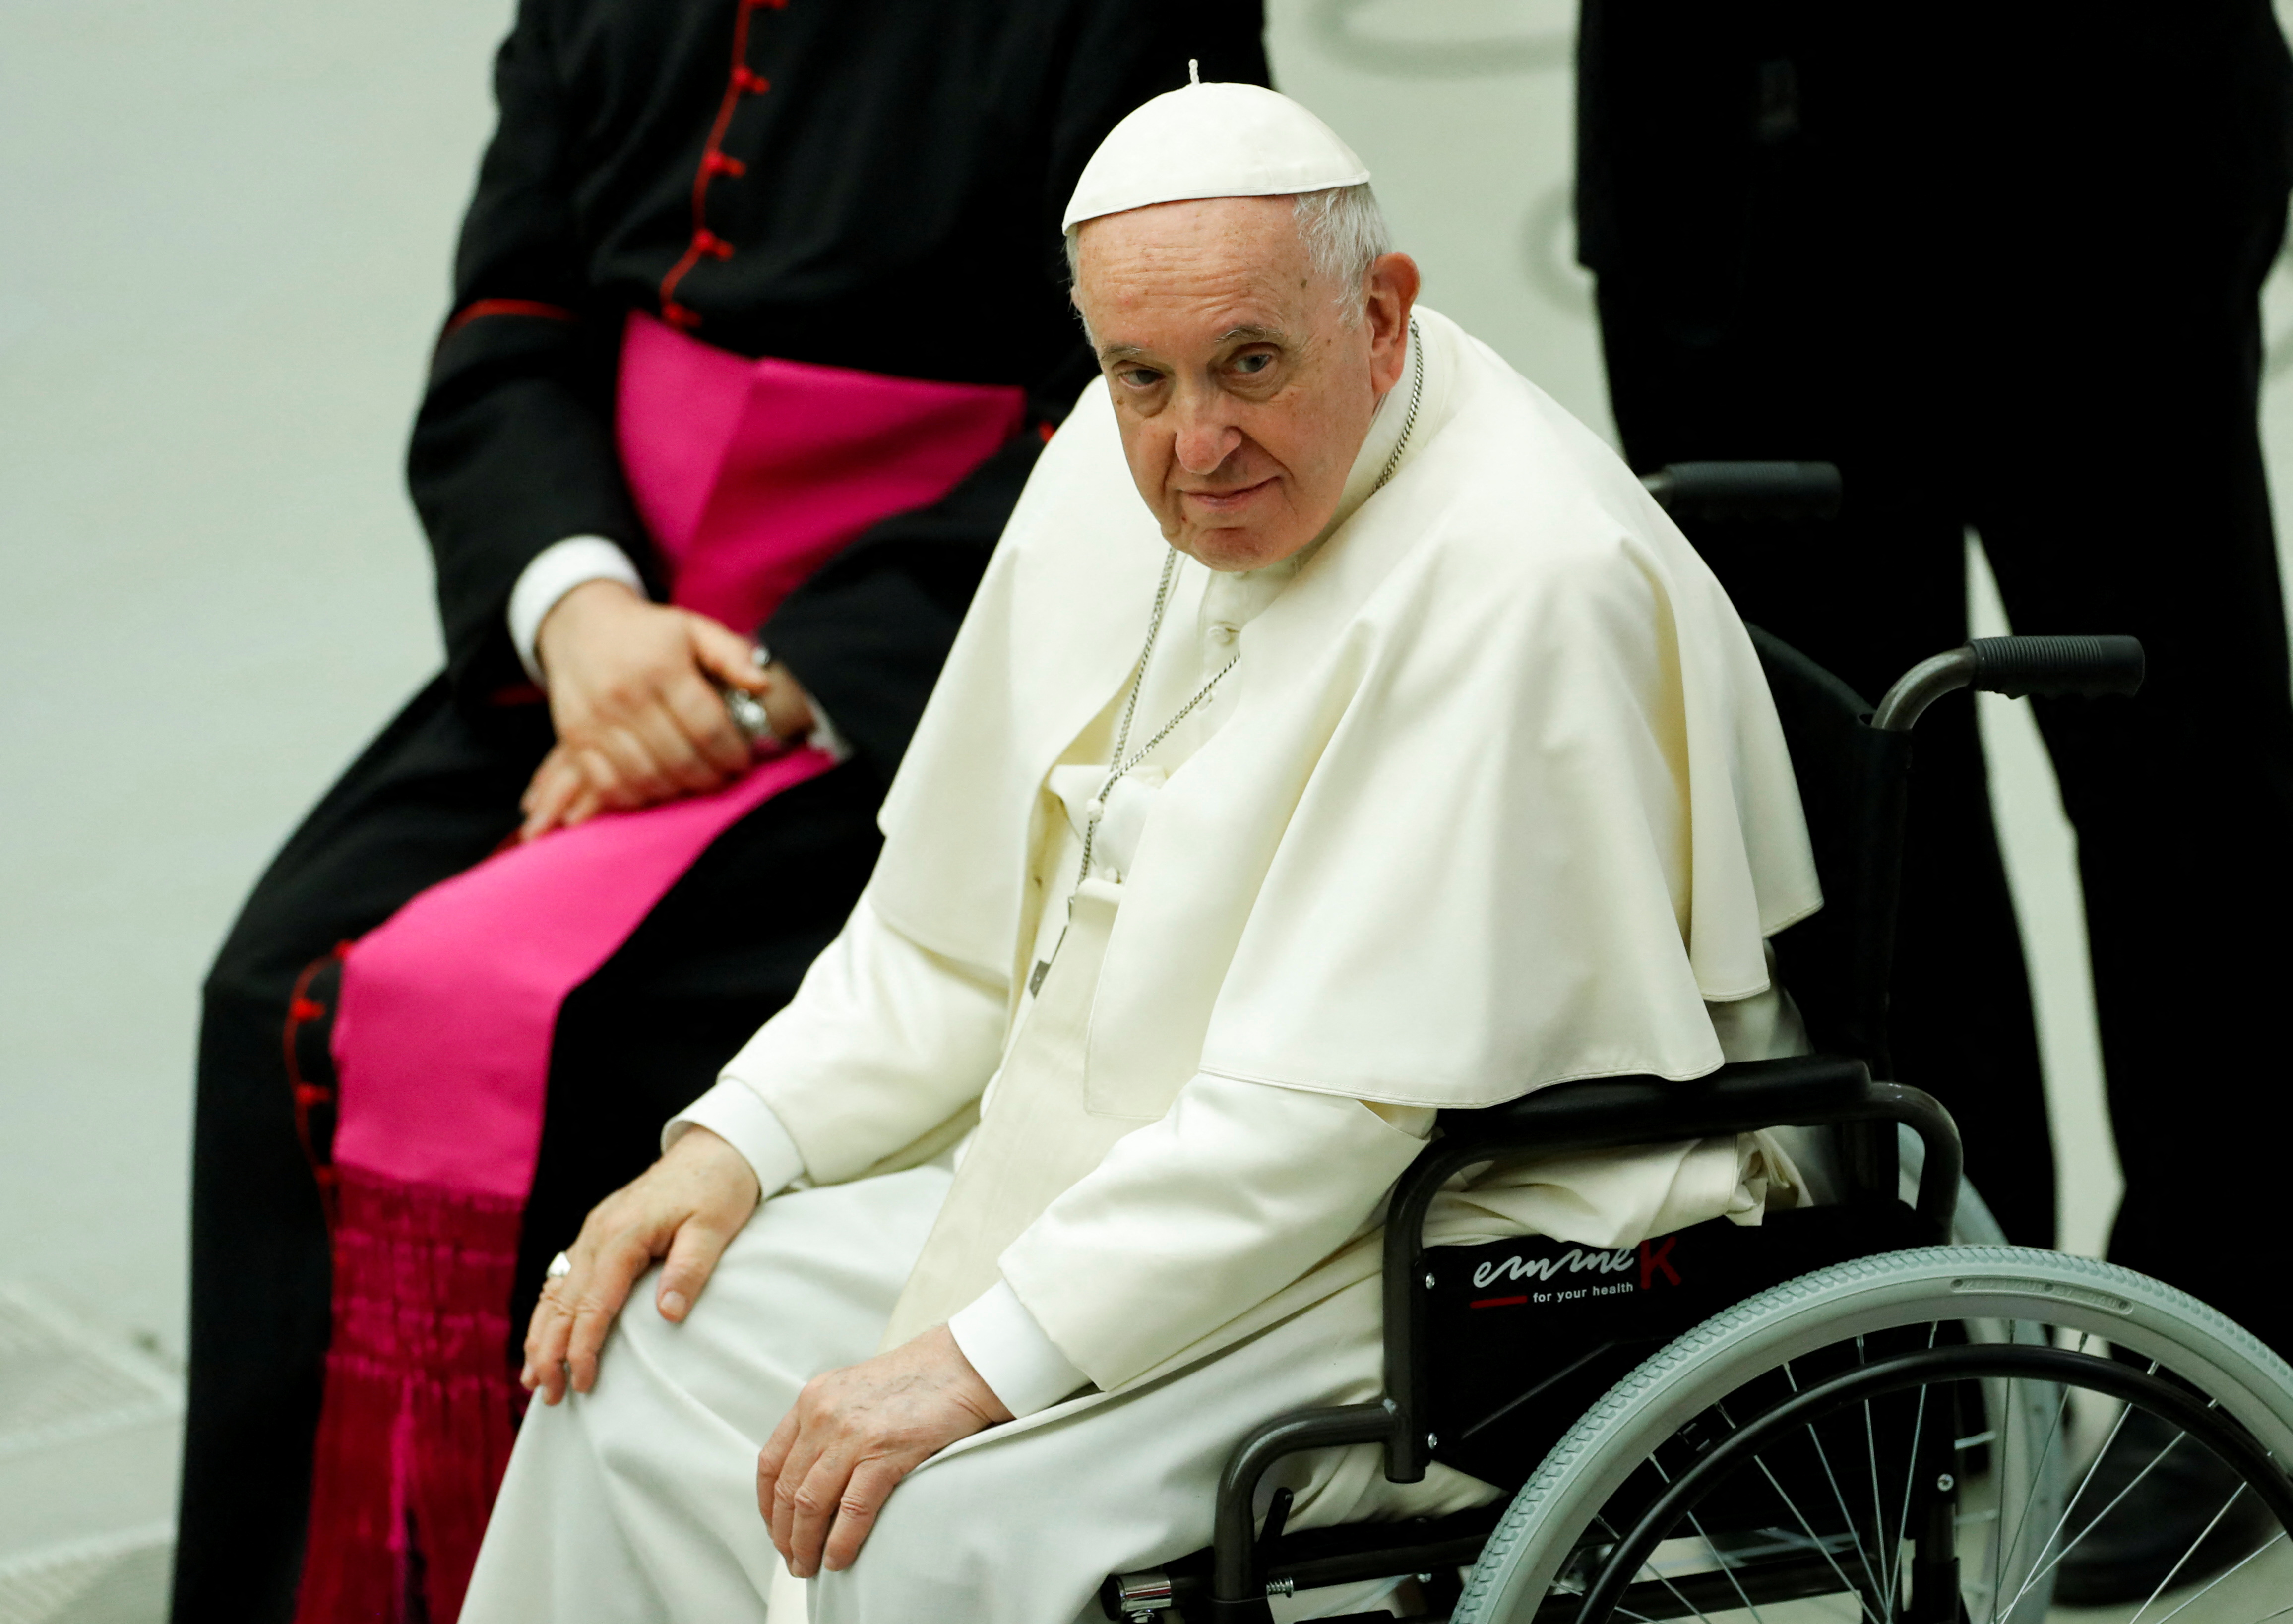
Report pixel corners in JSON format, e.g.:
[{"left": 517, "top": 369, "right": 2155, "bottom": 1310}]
[
  {"left": 1580, "top": 0, "right": 2293, "bottom": 1599},
  {"left": 173, "top": 5, "right": 1269, "bottom": 1622}
]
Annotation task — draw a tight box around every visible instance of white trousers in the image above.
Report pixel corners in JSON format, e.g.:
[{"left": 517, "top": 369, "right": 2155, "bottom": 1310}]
[{"left": 462, "top": 1166, "right": 1494, "bottom": 1624}]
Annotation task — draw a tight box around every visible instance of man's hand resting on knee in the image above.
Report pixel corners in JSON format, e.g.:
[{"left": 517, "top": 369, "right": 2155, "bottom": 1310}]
[
  {"left": 519, "top": 579, "right": 817, "bottom": 840},
  {"left": 520, "top": 1126, "right": 761, "bottom": 1404},
  {"left": 757, "top": 1326, "right": 1014, "bottom": 1578}
]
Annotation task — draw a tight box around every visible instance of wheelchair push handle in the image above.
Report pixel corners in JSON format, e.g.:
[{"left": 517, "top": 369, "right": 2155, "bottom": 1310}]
[
  {"left": 1873, "top": 634, "right": 2146, "bottom": 732},
  {"left": 1970, "top": 633, "right": 2146, "bottom": 699},
  {"left": 1641, "top": 460, "right": 1843, "bottom": 521}
]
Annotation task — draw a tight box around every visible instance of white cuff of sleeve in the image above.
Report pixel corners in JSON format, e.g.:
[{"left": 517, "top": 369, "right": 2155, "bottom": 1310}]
[
  {"left": 666, "top": 1082, "right": 806, "bottom": 1200},
  {"left": 508, "top": 536, "right": 646, "bottom": 684},
  {"left": 803, "top": 699, "right": 854, "bottom": 763},
  {"left": 947, "top": 1278, "right": 1091, "bottom": 1418},
  {"left": 754, "top": 642, "right": 855, "bottom": 765}
]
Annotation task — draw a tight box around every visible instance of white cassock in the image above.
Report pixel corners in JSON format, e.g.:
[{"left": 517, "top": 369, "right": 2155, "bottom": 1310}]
[{"left": 462, "top": 303, "right": 1823, "bottom": 1623}]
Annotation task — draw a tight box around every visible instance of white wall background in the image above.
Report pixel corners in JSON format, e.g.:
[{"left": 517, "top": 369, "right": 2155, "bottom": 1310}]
[{"left": 4, "top": 0, "right": 2293, "bottom": 1589}]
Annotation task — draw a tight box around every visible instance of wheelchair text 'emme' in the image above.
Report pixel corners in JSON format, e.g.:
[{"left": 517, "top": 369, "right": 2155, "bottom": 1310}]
[{"left": 1470, "top": 1247, "right": 1637, "bottom": 1289}]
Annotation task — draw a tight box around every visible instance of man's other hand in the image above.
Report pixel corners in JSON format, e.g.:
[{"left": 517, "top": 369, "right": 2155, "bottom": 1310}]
[
  {"left": 520, "top": 1125, "right": 761, "bottom": 1404},
  {"left": 520, "top": 579, "right": 762, "bottom": 837},
  {"left": 756, "top": 1326, "right": 1014, "bottom": 1578}
]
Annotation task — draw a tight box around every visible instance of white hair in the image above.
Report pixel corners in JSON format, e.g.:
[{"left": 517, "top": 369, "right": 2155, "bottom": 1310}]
[{"left": 1063, "top": 183, "right": 1392, "bottom": 324}]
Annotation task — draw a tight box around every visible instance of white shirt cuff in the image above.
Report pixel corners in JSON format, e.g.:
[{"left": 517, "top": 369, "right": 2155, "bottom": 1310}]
[
  {"left": 803, "top": 698, "right": 854, "bottom": 763},
  {"left": 665, "top": 1082, "right": 806, "bottom": 1199},
  {"left": 754, "top": 642, "right": 855, "bottom": 765},
  {"left": 947, "top": 1278, "right": 1091, "bottom": 1417},
  {"left": 507, "top": 536, "right": 646, "bottom": 684}
]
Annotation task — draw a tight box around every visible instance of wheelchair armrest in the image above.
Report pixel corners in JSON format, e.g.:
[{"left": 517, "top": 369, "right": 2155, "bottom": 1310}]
[
  {"left": 1376, "top": 1055, "right": 1960, "bottom": 1485},
  {"left": 1438, "top": 1052, "right": 1871, "bottom": 1143},
  {"left": 1427, "top": 1055, "right": 1958, "bottom": 1223}
]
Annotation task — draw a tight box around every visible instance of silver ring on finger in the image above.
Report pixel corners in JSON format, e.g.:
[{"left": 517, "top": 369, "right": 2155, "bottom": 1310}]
[
  {"left": 720, "top": 684, "right": 773, "bottom": 748},
  {"left": 547, "top": 1250, "right": 573, "bottom": 1280}
]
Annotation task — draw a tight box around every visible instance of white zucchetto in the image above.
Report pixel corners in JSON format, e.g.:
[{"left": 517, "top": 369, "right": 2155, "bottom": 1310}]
[{"left": 1061, "top": 79, "right": 1372, "bottom": 233}]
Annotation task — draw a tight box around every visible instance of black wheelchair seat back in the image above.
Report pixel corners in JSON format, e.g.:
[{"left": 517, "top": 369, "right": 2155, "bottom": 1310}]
[{"left": 1743, "top": 625, "right": 1908, "bottom": 1075}]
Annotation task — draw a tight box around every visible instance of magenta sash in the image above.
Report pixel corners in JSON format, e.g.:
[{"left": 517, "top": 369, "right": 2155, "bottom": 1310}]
[{"left": 295, "top": 312, "right": 1023, "bottom": 1624}]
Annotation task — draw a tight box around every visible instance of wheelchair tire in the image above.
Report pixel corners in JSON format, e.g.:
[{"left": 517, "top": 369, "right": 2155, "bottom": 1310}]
[{"left": 1453, "top": 1246, "right": 2293, "bottom": 1622}]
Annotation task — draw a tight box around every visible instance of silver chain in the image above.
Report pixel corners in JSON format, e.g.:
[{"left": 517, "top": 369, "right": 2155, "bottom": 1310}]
[
  {"left": 1028, "top": 323, "right": 1425, "bottom": 995},
  {"left": 1372, "top": 318, "right": 1425, "bottom": 497},
  {"left": 1030, "top": 551, "right": 1198, "bottom": 993},
  {"left": 1105, "top": 653, "right": 1239, "bottom": 787},
  {"left": 1073, "top": 548, "right": 1229, "bottom": 896}
]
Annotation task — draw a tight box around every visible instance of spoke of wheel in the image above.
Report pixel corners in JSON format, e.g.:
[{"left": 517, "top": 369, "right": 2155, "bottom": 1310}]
[
  {"left": 1985, "top": 1372, "right": 2012, "bottom": 1619},
  {"left": 1585, "top": 1510, "right": 1699, "bottom": 1624},
  {"left": 1990, "top": 1336, "right": 2085, "bottom": 1619},
  {"left": 1765, "top": 1370, "right": 1889, "bottom": 1608},
  {"left": 1623, "top": 1555, "right": 1712, "bottom": 1622},
  {"left": 1742, "top": 1453, "right": 1883, "bottom": 1624},
  {"left": 2126, "top": 1483, "right": 2250, "bottom": 1624},
  {"left": 1715, "top": 1420, "right": 1882, "bottom": 1622},
  {"left": 2004, "top": 1393, "right": 2198, "bottom": 1618},
  {"left": 2147, "top": 1529, "right": 2289, "bottom": 1624},
  {"left": 1604, "top": 1596, "right": 1661, "bottom": 1624},
  {"left": 1642, "top": 1437, "right": 1771, "bottom": 1624},
  {"left": 1983, "top": 1371, "right": 2018, "bottom": 1624},
  {"left": 1636, "top": 1454, "right": 1724, "bottom": 1624},
  {"left": 1678, "top": 1505, "right": 1767, "bottom": 1624},
  {"left": 1855, "top": 1336, "right": 1890, "bottom": 1611},
  {"left": 1882, "top": 1322, "right": 1943, "bottom": 1610}
]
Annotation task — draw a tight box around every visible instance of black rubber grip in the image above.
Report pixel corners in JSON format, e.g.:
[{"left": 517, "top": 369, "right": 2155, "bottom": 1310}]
[
  {"left": 1967, "top": 635, "right": 2145, "bottom": 699},
  {"left": 1641, "top": 460, "right": 1843, "bottom": 521}
]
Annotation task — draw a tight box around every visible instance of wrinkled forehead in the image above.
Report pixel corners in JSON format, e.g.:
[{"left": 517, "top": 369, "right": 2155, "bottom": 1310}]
[{"left": 1072, "top": 197, "right": 1320, "bottom": 343}]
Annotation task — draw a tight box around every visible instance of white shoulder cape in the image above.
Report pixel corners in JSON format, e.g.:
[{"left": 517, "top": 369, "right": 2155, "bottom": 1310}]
[{"left": 871, "top": 308, "right": 1820, "bottom": 1112}]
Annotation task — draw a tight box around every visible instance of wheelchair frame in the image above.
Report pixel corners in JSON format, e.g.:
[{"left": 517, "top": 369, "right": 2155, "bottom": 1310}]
[{"left": 1197, "top": 1058, "right": 1963, "bottom": 1620}]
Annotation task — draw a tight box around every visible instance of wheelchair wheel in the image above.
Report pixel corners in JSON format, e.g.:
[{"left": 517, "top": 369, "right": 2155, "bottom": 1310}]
[{"left": 1453, "top": 1247, "right": 2293, "bottom": 1622}]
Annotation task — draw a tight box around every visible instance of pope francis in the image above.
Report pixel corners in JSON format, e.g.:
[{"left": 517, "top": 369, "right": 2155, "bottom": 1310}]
[{"left": 462, "top": 80, "right": 1821, "bottom": 1624}]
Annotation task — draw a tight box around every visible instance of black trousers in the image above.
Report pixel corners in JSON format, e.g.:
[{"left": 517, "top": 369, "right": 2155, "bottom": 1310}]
[
  {"left": 170, "top": 677, "right": 882, "bottom": 1624},
  {"left": 1594, "top": 174, "right": 2293, "bottom": 1353}
]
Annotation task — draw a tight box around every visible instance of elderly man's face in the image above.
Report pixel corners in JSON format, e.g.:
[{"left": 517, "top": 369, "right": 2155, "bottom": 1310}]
[{"left": 1071, "top": 196, "right": 1420, "bottom": 572}]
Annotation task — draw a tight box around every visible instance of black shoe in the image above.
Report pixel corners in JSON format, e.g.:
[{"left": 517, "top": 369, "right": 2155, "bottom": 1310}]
[{"left": 2052, "top": 1405, "right": 2280, "bottom": 1605}]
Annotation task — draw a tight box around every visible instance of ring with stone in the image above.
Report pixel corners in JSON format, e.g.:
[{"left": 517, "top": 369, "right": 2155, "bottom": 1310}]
[
  {"left": 547, "top": 1251, "right": 573, "bottom": 1280},
  {"left": 718, "top": 684, "right": 773, "bottom": 746}
]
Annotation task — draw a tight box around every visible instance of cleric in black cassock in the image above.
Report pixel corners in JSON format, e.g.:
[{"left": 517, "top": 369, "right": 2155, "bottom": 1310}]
[
  {"left": 1578, "top": 0, "right": 2293, "bottom": 1599},
  {"left": 171, "top": 5, "right": 1269, "bottom": 1622}
]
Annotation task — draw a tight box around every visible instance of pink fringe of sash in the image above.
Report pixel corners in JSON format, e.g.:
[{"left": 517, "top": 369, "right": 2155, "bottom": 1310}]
[{"left": 296, "top": 1170, "right": 524, "bottom": 1624}]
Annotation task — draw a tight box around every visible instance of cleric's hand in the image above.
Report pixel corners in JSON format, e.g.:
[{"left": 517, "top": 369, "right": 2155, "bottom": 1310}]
[
  {"left": 518, "top": 579, "right": 764, "bottom": 839},
  {"left": 521, "top": 1126, "right": 761, "bottom": 1404},
  {"left": 756, "top": 1326, "right": 1014, "bottom": 1577}
]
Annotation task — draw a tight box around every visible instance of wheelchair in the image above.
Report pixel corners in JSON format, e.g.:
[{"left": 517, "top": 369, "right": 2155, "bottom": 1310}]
[{"left": 1102, "top": 463, "right": 2293, "bottom": 1623}]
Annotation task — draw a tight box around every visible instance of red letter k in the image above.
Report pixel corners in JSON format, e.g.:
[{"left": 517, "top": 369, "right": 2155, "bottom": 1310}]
[{"left": 1639, "top": 1235, "right": 1681, "bottom": 1288}]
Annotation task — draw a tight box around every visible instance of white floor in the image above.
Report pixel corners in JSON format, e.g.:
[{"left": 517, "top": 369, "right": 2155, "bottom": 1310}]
[{"left": 4, "top": 0, "right": 2293, "bottom": 1611}]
